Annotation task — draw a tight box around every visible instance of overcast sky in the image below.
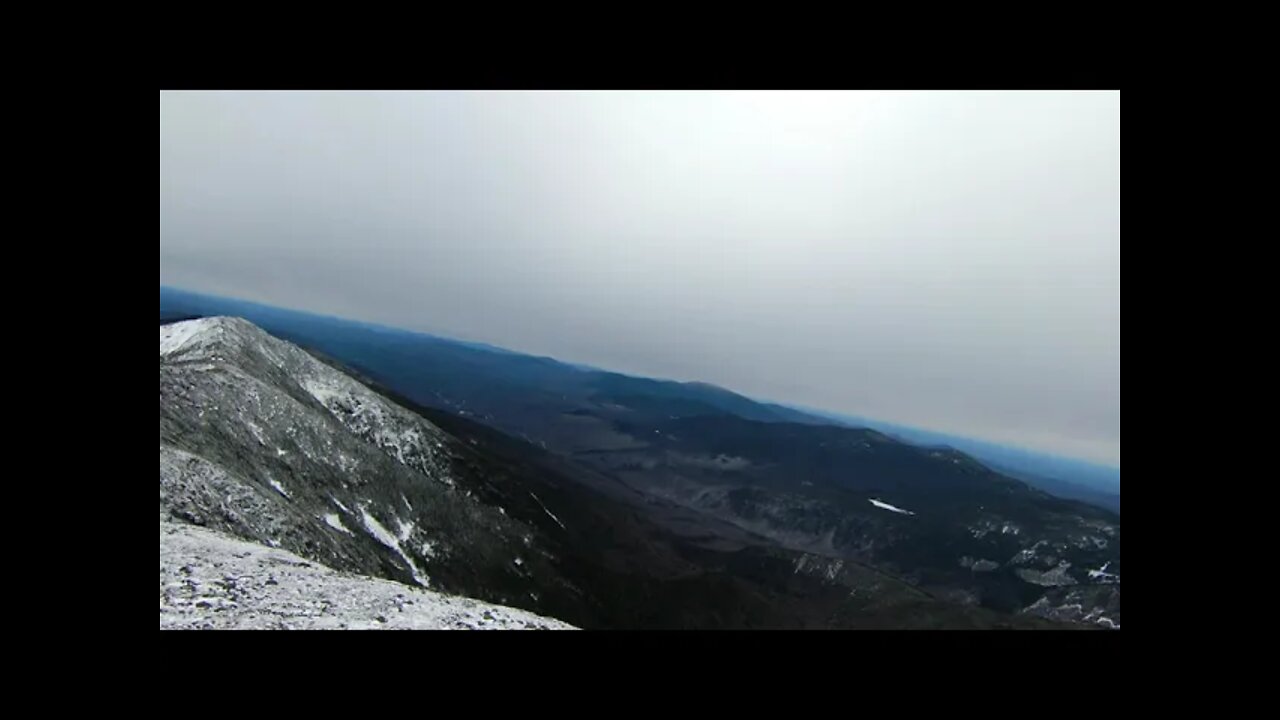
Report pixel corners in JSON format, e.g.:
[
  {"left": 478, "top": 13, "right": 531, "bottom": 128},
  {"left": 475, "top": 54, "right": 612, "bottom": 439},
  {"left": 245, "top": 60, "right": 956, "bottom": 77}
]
[{"left": 160, "top": 90, "right": 1119, "bottom": 466}]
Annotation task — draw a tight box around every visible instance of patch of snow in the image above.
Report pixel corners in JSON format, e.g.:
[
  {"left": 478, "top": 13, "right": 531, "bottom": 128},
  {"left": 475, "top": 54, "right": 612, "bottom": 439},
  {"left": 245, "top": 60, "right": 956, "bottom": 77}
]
[
  {"left": 160, "top": 320, "right": 212, "bottom": 356},
  {"left": 322, "top": 513, "right": 352, "bottom": 535},
  {"left": 359, "top": 507, "right": 400, "bottom": 547},
  {"left": 529, "top": 492, "right": 568, "bottom": 531},
  {"left": 869, "top": 498, "right": 915, "bottom": 516},
  {"left": 360, "top": 507, "right": 430, "bottom": 588},
  {"left": 1088, "top": 561, "right": 1120, "bottom": 582},
  {"left": 247, "top": 422, "right": 267, "bottom": 446},
  {"left": 268, "top": 478, "right": 290, "bottom": 498},
  {"left": 396, "top": 519, "right": 415, "bottom": 542}
]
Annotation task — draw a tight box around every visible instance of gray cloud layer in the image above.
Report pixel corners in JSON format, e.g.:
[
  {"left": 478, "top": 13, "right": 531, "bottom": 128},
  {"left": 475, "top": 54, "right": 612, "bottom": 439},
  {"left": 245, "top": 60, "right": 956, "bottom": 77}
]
[{"left": 160, "top": 90, "right": 1120, "bottom": 465}]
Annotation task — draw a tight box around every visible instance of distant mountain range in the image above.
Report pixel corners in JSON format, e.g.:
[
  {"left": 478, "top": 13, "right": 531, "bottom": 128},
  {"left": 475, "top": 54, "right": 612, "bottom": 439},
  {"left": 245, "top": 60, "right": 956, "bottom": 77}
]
[
  {"left": 160, "top": 286, "right": 1120, "bottom": 628},
  {"left": 161, "top": 286, "right": 1119, "bottom": 512},
  {"left": 783, "top": 408, "right": 1120, "bottom": 514}
]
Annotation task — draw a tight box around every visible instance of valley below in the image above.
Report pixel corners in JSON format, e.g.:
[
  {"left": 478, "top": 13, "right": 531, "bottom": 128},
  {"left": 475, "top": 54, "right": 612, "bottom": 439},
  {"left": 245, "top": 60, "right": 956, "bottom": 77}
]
[{"left": 159, "top": 306, "right": 1119, "bottom": 630}]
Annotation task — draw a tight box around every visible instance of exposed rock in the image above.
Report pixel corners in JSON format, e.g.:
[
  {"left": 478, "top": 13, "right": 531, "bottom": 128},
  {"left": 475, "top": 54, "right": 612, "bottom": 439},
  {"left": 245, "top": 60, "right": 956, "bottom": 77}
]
[{"left": 1016, "top": 561, "right": 1078, "bottom": 587}]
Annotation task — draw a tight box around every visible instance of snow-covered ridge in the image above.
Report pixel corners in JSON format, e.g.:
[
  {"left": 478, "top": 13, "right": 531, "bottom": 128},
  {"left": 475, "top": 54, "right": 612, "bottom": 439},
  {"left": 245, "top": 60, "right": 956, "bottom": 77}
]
[
  {"left": 299, "top": 370, "right": 456, "bottom": 488},
  {"left": 160, "top": 316, "right": 278, "bottom": 361},
  {"left": 160, "top": 520, "right": 575, "bottom": 630},
  {"left": 161, "top": 316, "right": 575, "bottom": 629},
  {"left": 161, "top": 317, "right": 456, "bottom": 487},
  {"left": 160, "top": 318, "right": 213, "bottom": 355}
]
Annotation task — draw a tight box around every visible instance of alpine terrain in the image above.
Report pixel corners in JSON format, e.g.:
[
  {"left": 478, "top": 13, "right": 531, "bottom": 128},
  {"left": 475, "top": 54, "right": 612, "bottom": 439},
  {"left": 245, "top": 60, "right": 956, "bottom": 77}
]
[{"left": 159, "top": 312, "right": 1119, "bottom": 630}]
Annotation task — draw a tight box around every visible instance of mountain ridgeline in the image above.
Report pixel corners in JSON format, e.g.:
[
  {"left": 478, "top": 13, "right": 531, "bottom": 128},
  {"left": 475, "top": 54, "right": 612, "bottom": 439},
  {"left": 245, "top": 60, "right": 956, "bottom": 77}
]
[
  {"left": 159, "top": 287, "right": 1119, "bottom": 506},
  {"left": 159, "top": 287, "right": 1120, "bottom": 629},
  {"left": 789, "top": 407, "right": 1120, "bottom": 513}
]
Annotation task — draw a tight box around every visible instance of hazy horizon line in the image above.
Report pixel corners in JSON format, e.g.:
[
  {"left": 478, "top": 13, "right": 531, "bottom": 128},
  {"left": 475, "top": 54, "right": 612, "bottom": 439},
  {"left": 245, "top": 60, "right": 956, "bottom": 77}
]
[{"left": 160, "top": 283, "right": 1120, "bottom": 473}]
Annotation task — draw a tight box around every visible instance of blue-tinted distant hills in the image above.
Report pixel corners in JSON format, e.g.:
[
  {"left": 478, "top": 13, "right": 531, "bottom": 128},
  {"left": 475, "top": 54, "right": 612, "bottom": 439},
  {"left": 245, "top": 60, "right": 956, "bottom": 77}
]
[
  {"left": 779, "top": 406, "right": 1119, "bottom": 513},
  {"left": 160, "top": 286, "right": 820, "bottom": 424},
  {"left": 161, "top": 285, "right": 1118, "bottom": 513}
]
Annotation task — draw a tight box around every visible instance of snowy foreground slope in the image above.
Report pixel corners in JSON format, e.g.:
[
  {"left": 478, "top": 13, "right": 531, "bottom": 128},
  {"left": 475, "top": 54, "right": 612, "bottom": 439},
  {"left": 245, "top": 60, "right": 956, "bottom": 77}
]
[
  {"left": 160, "top": 317, "right": 579, "bottom": 630},
  {"left": 160, "top": 519, "right": 574, "bottom": 630}
]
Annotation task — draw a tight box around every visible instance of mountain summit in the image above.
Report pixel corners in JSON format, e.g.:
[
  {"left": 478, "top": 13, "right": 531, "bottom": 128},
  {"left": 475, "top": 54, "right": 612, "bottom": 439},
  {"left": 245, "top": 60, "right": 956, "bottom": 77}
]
[{"left": 160, "top": 317, "right": 579, "bottom": 629}]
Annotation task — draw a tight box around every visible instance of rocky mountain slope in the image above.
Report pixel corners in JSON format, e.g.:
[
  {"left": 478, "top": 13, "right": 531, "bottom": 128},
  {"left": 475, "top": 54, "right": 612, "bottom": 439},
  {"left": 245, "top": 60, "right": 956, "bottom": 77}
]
[
  {"left": 159, "top": 316, "right": 1104, "bottom": 629},
  {"left": 161, "top": 317, "right": 564, "bottom": 600},
  {"left": 161, "top": 317, "right": 586, "bottom": 629}
]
